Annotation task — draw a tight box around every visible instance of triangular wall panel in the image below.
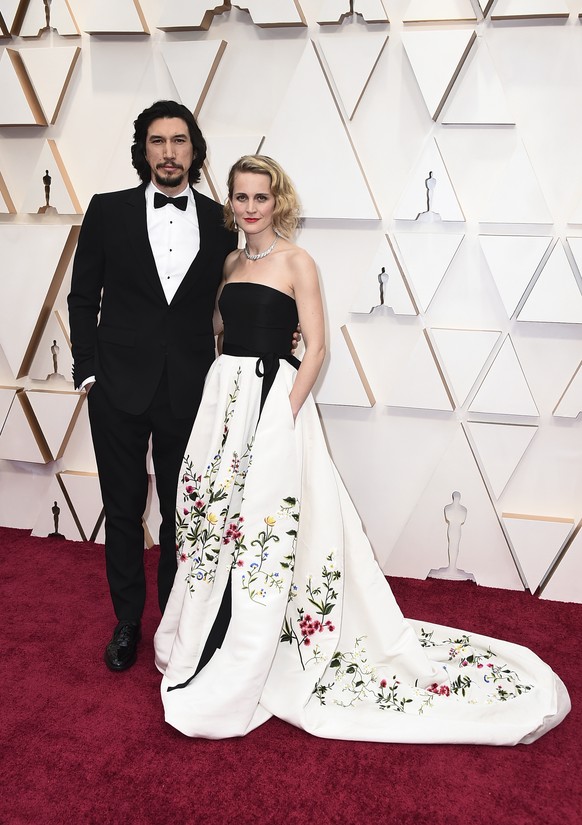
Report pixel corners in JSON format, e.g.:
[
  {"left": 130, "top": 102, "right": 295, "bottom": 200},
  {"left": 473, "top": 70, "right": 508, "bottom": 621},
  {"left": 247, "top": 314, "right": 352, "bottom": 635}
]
[
  {"left": 401, "top": 29, "right": 476, "bottom": 121},
  {"left": 0, "top": 391, "right": 50, "bottom": 463},
  {"left": 234, "top": 1, "right": 306, "bottom": 26},
  {"left": 386, "top": 330, "right": 454, "bottom": 411},
  {"left": 0, "top": 386, "right": 18, "bottom": 433},
  {"left": 205, "top": 134, "right": 263, "bottom": 203},
  {"left": 318, "top": 0, "right": 389, "bottom": 23},
  {"left": 0, "top": 169, "right": 16, "bottom": 213},
  {"left": 18, "top": 46, "right": 80, "bottom": 124},
  {"left": 349, "top": 235, "right": 416, "bottom": 316},
  {"left": 403, "top": 0, "right": 476, "bottom": 21},
  {"left": 25, "top": 390, "right": 84, "bottom": 461},
  {"left": 0, "top": 225, "right": 79, "bottom": 378},
  {"left": 160, "top": 40, "right": 227, "bottom": 119},
  {"left": 0, "top": 48, "right": 46, "bottom": 125},
  {"left": 468, "top": 336, "right": 539, "bottom": 416},
  {"left": 157, "top": 1, "right": 306, "bottom": 30},
  {"left": 0, "top": 1, "right": 22, "bottom": 35},
  {"left": 553, "top": 361, "right": 582, "bottom": 419},
  {"left": 21, "top": 139, "right": 82, "bottom": 214},
  {"left": 31, "top": 475, "right": 83, "bottom": 541},
  {"left": 316, "top": 32, "right": 388, "bottom": 120},
  {"left": 261, "top": 41, "right": 379, "bottom": 219},
  {"left": 540, "top": 526, "right": 582, "bottom": 604},
  {"left": 387, "top": 427, "right": 523, "bottom": 589},
  {"left": 441, "top": 39, "right": 514, "bottom": 125},
  {"left": 430, "top": 328, "right": 501, "bottom": 407},
  {"left": 27, "top": 311, "right": 74, "bottom": 384},
  {"left": 479, "top": 234, "right": 551, "bottom": 318},
  {"left": 465, "top": 421, "right": 537, "bottom": 498},
  {"left": 80, "top": 0, "right": 149, "bottom": 34},
  {"left": 479, "top": 141, "right": 553, "bottom": 224},
  {"left": 502, "top": 513, "right": 574, "bottom": 592},
  {"left": 393, "top": 138, "right": 465, "bottom": 222},
  {"left": 518, "top": 241, "right": 582, "bottom": 324},
  {"left": 59, "top": 471, "right": 104, "bottom": 542},
  {"left": 18, "top": 0, "right": 80, "bottom": 36},
  {"left": 392, "top": 232, "right": 464, "bottom": 311},
  {"left": 492, "top": 0, "right": 569, "bottom": 19}
]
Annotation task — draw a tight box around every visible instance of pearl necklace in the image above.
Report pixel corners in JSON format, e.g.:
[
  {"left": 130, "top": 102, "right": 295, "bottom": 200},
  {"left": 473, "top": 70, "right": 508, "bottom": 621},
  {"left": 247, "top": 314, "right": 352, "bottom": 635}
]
[{"left": 244, "top": 235, "right": 278, "bottom": 261}]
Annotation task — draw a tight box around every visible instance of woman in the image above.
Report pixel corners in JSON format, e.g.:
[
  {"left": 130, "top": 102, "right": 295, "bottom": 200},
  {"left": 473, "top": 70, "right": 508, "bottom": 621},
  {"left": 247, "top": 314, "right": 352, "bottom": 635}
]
[{"left": 154, "top": 156, "right": 570, "bottom": 743}]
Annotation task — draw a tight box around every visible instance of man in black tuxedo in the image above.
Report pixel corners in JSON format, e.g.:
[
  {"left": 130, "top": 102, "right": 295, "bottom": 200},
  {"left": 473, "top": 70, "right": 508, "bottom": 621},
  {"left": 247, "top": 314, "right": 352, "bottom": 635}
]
[{"left": 68, "top": 100, "right": 237, "bottom": 671}]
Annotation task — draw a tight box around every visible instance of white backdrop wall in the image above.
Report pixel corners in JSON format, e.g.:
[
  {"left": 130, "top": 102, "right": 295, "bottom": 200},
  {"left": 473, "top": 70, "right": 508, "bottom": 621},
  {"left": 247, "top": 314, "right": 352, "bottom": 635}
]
[{"left": 1, "top": 0, "right": 582, "bottom": 603}]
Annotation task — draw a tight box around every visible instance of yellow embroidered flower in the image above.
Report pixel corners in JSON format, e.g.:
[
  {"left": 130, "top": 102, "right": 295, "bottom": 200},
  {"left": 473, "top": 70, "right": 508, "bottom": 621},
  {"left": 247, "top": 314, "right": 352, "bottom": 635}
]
[
  {"left": 264, "top": 515, "right": 277, "bottom": 527},
  {"left": 207, "top": 512, "right": 218, "bottom": 524}
]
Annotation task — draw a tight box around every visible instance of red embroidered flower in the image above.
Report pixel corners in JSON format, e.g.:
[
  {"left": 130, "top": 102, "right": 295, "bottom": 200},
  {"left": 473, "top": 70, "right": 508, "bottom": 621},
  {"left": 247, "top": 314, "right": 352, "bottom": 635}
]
[{"left": 380, "top": 679, "right": 387, "bottom": 689}]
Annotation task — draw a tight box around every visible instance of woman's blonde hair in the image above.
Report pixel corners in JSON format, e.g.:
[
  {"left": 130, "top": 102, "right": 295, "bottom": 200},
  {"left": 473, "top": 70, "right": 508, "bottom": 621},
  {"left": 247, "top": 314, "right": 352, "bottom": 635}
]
[{"left": 224, "top": 155, "right": 301, "bottom": 238}]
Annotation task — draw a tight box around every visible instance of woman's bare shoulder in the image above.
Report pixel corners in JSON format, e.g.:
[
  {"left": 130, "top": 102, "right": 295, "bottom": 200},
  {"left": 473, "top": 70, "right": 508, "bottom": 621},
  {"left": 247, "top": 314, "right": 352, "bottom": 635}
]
[{"left": 223, "top": 247, "right": 243, "bottom": 276}]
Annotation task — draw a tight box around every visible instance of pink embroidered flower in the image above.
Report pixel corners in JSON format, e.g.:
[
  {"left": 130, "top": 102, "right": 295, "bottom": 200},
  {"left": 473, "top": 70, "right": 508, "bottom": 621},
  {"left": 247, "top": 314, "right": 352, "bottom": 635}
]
[
  {"left": 183, "top": 508, "right": 189, "bottom": 515},
  {"left": 427, "top": 682, "right": 450, "bottom": 697},
  {"left": 303, "top": 638, "right": 311, "bottom": 646},
  {"left": 380, "top": 679, "right": 387, "bottom": 689},
  {"left": 183, "top": 475, "right": 190, "bottom": 482},
  {"left": 477, "top": 663, "right": 483, "bottom": 669},
  {"left": 185, "top": 485, "right": 194, "bottom": 494},
  {"left": 179, "top": 553, "right": 188, "bottom": 563},
  {"left": 237, "top": 560, "right": 244, "bottom": 567},
  {"left": 195, "top": 499, "right": 204, "bottom": 509}
]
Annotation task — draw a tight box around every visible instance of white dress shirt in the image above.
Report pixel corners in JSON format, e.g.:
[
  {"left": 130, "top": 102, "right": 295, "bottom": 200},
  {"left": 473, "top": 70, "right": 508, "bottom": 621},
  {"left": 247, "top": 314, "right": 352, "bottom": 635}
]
[{"left": 146, "top": 181, "right": 200, "bottom": 304}]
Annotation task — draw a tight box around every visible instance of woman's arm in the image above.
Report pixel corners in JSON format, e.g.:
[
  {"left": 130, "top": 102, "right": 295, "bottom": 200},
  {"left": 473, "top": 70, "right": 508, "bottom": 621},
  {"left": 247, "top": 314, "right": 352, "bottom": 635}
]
[{"left": 288, "top": 249, "right": 326, "bottom": 419}]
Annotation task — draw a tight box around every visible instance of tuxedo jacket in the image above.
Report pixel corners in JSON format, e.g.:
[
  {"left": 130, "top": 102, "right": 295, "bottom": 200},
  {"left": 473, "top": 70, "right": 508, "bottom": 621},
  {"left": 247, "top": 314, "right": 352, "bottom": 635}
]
[{"left": 68, "top": 183, "right": 238, "bottom": 417}]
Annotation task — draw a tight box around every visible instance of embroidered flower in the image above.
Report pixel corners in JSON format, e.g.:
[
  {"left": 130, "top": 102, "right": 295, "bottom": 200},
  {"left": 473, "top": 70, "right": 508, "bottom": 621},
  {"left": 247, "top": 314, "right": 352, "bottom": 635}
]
[
  {"left": 265, "top": 515, "right": 277, "bottom": 527},
  {"left": 207, "top": 512, "right": 218, "bottom": 524},
  {"left": 427, "top": 682, "right": 451, "bottom": 697}
]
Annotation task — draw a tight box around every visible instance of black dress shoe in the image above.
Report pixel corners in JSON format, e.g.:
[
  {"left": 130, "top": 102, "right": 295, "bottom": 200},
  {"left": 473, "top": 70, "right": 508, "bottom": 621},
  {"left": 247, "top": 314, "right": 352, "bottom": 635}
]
[{"left": 104, "top": 621, "right": 141, "bottom": 671}]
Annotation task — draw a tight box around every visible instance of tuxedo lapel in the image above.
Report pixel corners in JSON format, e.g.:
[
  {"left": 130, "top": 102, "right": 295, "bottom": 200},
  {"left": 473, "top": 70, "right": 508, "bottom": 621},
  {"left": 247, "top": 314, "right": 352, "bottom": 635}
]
[
  {"left": 123, "top": 184, "right": 168, "bottom": 302},
  {"left": 170, "top": 188, "right": 221, "bottom": 305}
]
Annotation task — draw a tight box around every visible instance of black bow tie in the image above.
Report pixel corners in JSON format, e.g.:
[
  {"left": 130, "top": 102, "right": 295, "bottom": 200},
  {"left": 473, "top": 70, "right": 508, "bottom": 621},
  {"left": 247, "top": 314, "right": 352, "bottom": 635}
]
[{"left": 154, "top": 192, "right": 188, "bottom": 211}]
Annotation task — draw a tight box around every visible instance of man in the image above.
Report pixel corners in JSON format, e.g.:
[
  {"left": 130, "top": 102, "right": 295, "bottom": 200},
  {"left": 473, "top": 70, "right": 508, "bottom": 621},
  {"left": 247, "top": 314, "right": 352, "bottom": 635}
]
[{"left": 68, "top": 100, "right": 238, "bottom": 671}]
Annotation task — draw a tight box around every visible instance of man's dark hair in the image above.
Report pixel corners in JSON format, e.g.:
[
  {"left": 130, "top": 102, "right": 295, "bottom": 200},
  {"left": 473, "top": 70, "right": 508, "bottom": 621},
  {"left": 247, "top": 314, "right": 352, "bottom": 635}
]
[{"left": 131, "top": 100, "right": 207, "bottom": 185}]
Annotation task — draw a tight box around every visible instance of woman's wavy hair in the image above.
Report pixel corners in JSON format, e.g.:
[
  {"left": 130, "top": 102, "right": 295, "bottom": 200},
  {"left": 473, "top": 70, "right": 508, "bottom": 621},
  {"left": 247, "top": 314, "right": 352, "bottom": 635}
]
[
  {"left": 224, "top": 155, "right": 301, "bottom": 238},
  {"left": 131, "top": 100, "right": 206, "bottom": 185}
]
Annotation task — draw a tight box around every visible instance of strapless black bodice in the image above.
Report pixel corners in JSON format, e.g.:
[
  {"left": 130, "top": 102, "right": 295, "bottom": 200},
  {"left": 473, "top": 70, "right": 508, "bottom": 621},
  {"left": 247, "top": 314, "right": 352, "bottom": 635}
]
[{"left": 219, "top": 282, "right": 298, "bottom": 356}]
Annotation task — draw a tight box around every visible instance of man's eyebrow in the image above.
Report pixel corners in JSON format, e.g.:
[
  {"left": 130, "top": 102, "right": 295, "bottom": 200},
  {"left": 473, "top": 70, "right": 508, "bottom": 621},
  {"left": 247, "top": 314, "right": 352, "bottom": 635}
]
[{"left": 148, "top": 132, "right": 189, "bottom": 140}]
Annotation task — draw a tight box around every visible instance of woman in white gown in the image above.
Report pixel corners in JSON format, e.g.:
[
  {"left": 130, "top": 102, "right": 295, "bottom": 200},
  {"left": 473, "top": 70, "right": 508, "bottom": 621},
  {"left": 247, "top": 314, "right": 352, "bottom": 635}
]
[{"left": 154, "top": 156, "right": 570, "bottom": 744}]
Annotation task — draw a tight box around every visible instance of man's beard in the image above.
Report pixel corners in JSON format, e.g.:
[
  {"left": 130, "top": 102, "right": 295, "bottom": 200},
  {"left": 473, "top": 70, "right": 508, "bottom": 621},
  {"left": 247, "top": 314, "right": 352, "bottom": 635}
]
[{"left": 154, "top": 166, "right": 186, "bottom": 189}]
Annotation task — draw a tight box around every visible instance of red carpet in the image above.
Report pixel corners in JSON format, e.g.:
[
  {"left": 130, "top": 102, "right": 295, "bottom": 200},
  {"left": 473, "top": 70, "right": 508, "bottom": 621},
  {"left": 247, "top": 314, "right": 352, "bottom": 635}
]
[{"left": 1, "top": 526, "right": 580, "bottom": 825}]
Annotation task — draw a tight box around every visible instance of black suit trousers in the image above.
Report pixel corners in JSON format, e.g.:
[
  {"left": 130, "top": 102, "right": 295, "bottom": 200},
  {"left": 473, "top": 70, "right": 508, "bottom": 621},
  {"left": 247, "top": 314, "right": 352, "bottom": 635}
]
[{"left": 88, "top": 368, "right": 196, "bottom": 622}]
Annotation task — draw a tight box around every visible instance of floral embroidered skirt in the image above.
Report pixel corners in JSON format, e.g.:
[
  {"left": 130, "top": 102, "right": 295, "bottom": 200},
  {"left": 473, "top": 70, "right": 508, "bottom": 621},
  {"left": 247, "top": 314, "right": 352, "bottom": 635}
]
[{"left": 154, "top": 354, "right": 570, "bottom": 744}]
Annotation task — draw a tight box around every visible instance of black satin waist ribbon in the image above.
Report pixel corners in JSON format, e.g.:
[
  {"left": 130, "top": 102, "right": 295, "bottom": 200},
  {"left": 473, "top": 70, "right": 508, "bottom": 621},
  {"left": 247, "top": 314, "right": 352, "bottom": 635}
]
[{"left": 222, "top": 343, "right": 300, "bottom": 416}]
